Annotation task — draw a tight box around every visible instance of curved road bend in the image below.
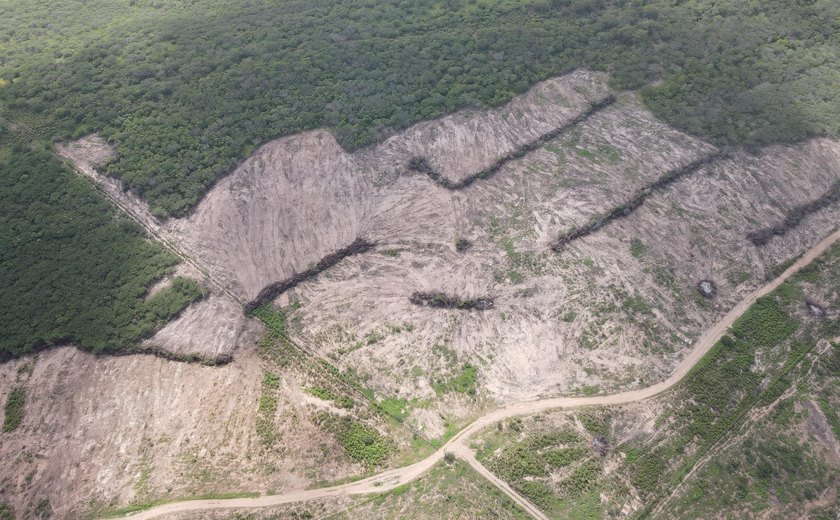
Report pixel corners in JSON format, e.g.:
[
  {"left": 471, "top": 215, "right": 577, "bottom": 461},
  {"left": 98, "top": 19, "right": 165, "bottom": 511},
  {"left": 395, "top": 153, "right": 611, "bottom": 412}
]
[{"left": 118, "top": 227, "right": 840, "bottom": 520}]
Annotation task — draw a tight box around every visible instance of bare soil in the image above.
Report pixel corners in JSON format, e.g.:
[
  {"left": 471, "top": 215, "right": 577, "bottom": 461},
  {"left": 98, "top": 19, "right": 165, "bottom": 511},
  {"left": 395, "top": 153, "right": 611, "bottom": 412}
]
[
  {"left": 29, "top": 69, "right": 840, "bottom": 517},
  {"left": 0, "top": 348, "right": 362, "bottom": 519}
]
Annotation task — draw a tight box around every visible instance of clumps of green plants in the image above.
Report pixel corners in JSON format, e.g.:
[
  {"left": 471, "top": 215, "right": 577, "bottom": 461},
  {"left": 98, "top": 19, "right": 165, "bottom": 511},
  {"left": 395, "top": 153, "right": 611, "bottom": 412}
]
[
  {"left": 432, "top": 365, "right": 478, "bottom": 396},
  {"left": 627, "top": 293, "right": 808, "bottom": 511},
  {"left": 409, "top": 292, "right": 493, "bottom": 311},
  {"left": 581, "top": 385, "right": 600, "bottom": 397},
  {"left": 250, "top": 303, "right": 287, "bottom": 337},
  {"left": 256, "top": 371, "right": 280, "bottom": 445},
  {"left": 3, "top": 387, "right": 25, "bottom": 432},
  {"left": 629, "top": 239, "right": 647, "bottom": 258},
  {"left": 578, "top": 412, "right": 609, "bottom": 437},
  {"left": 557, "top": 459, "right": 603, "bottom": 497},
  {"left": 630, "top": 451, "right": 666, "bottom": 497},
  {"left": 378, "top": 397, "right": 410, "bottom": 421},
  {"left": 305, "top": 386, "right": 354, "bottom": 409},
  {"left": 317, "top": 414, "right": 394, "bottom": 468},
  {"left": 483, "top": 426, "right": 600, "bottom": 517}
]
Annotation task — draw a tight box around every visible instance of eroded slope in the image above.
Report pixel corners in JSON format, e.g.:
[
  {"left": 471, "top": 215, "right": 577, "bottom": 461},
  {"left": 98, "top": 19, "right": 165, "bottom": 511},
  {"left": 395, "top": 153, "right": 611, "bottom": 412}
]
[{"left": 28, "top": 69, "right": 840, "bottom": 518}]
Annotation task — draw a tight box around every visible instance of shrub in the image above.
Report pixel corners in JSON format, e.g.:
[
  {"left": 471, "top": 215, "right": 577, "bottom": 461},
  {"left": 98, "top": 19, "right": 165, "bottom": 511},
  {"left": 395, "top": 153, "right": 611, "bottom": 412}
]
[{"left": 2, "top": 387, "right": 25, "bottom": 432}]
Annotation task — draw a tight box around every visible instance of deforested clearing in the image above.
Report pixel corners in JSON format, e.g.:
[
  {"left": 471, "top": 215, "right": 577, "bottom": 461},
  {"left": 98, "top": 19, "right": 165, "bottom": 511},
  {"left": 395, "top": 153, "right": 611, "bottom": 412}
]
[
  {"left": 66, "top": 70, "right": 840, "bottom": 406},
  {"left": 13, "top": 69, "right": 839, "bottom": 517}
]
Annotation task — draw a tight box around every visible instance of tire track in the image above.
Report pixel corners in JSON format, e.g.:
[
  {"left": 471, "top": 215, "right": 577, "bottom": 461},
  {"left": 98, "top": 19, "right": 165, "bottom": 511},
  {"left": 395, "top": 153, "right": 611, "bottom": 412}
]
[{"left": 114, "top": 227, "right": 840, "bottom": 520}]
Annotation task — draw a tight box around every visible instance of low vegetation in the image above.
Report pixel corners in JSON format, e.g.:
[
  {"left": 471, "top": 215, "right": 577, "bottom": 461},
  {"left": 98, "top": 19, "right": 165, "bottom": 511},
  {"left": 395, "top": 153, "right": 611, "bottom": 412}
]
[
  {"left": 2, "top": 387, "right": 25, "bottom": 432},
  {"left": 315, "top": 414, "right": 394, "bottom": 469},
  {"left": 256, "top": 371, "right": 280, "bottom": 446},
  {"left": 334, "top": 460, "right": 531, "bottom": 519},
  {"left": 251, "top": 303, "right": 407, "bottom": 468},
  {"left": 477, "top": 421, "right": 603, "bottom": 518},
  {"left": 432, "top": 365, "right": 479, "bottom": 397}
]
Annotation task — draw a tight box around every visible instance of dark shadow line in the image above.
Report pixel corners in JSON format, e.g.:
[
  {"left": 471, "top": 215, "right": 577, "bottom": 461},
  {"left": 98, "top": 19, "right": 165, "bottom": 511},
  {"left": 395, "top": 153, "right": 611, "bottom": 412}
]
[
  {"left": 407, "top": 95, "right": 617, "bottom": 190},
  {"left": 409, "top": 291, "right": 494, "bottom": 310},
  {"left": 245, "top": 238, "right": 376, "bottom": 313},
  {"left": 551, "top": 150, "right": 729, "bottom": 252},
  {"left": 747, "top": 181, "right": 840, "bottom": 246}
]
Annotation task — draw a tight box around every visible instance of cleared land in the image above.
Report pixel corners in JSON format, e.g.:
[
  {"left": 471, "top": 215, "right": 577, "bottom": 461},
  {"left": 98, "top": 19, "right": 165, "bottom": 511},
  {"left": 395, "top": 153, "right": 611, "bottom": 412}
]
[
  {"left": 3, "top": 70, "right": 840, "bottom": 519},
  {"left": 106, "top": 227, "right": 840, "bottom": 519}
]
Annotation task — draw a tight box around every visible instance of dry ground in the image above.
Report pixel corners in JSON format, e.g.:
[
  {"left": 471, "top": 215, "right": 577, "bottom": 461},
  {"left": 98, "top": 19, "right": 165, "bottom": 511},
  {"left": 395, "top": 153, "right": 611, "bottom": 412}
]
[
  {"left": 4, "top": 69, "right": 839, "bottom": 517},
  {"left": 0, "top": 346, "right": 378, "bottom": 519}
]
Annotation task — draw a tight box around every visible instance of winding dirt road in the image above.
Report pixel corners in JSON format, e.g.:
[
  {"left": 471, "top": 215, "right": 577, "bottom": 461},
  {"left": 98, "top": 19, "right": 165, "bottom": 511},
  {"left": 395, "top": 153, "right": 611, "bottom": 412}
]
[{"left": 115, "top": 227, "right": 840, "bottom": 520}]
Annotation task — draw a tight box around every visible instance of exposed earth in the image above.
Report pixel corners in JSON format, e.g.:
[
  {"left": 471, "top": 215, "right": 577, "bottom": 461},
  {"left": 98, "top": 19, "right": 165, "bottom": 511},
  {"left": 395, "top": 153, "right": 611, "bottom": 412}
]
[{"left": 3, "top": 70, "right": 840, "bottom": 518}]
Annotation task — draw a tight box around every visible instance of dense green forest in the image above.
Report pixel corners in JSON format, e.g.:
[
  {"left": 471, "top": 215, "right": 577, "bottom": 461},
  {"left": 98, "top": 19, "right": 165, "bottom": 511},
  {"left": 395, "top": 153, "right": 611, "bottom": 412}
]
[
  {"left": 1, "top": 0, "right": 838, "bottom": 217},
  {"left": 0, "top": 146, "right": 204, "bottom": 359}
]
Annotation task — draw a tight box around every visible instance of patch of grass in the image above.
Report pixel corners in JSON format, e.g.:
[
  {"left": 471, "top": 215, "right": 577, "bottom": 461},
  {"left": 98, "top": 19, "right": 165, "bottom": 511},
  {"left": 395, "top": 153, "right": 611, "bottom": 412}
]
[
  {"left": 818, "top": 397, "right": 840, "bottom": 443},
  {"left": 257, "top": 371, "right": 280, "bottom": 446},
  {"left": 728, "top": 270, "right": 752, "bottom": 285},
  {"left": 630, "top": 239, "right": 648, "bottom": 258},
  {"left": 621, "top": 292, "right": 651, "bottom": 316},
  {"left": 317, "top": 415, "right": 395, "bottom": 468},
  {"left": 433, "top": 365, "right": 478, "bottom": 396},
  {"left": 2, "top": 387, "right": 25, "bottom": 432},
  {"left": 305, "top": 386, "right": 336, "bottom": 401},
  {"left": 379, "top": 397, "right": 410, "bottom": 421},
  {"left": 250, "top": 304, "right": 287, "bottom": 337},
  {"left": 343, "top": 460, "right": 530, "bottom": 519},
  {"left": 579, "top": 412, "right": 608, "bottom": 436},
  {"left": 766, "top": 255, "right": 799, "bottom": 281},
  {"left": 483, "top": 424, "right": 603, "bottom": 518},
  {"left": 582, "top": 385, "right": 600, "bottom": 397}
]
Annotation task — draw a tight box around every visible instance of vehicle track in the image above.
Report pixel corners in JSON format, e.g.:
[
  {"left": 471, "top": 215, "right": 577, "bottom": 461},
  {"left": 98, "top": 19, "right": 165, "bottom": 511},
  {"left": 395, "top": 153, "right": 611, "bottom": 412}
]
[{"left": 115, "top": 227, "right": 840, "bottom": 520}]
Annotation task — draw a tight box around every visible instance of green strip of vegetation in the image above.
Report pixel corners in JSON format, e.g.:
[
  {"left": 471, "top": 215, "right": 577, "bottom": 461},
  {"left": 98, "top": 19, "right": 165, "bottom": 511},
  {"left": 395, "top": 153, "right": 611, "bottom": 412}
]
[
  {"left": 432, "top": 364, "right": 478, "bottom": 396},
  {"left": 2, "top": 387, "right": 25, "bottom": 432},
  {"left": 251, "top": 304, "right": 409, "bottom": 467},
  {"left": 256, "top": 371, "right": 280, "bottom": 446},
  {"left": 2, "top": 1, "right": 837, "bottom": 217},
  {"left": 0, "top": 146, "right": 205, "bottom": 359},
  {"left": 315, "top": 414, "right": 395, "bottom": 469},
  {"left": 305, "top": 386, "right": 354, "bottom": 409},
  {"left": 337, "top": 460, "right": 531, "bottom": 519}
]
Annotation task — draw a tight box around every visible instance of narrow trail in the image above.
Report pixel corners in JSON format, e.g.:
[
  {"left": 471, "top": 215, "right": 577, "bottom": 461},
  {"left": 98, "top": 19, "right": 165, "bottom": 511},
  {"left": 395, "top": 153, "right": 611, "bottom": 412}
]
[
  {"left": 0, "top": 113, "right": 241, "bottom": 304},
  {"left": 60, "top": 153, "right": 245, "bottom": 306},
  {"left": 116, "top": 228, "right": 840, "bottom": 520}
]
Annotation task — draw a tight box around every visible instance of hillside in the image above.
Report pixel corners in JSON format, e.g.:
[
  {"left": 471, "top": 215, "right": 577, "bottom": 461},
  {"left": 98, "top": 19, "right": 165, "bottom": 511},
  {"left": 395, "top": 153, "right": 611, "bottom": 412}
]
[
  {"left": 2, "top": 68, "right": 839, "bottom": 518},
  {"left": 1, "top": 2, "right": 840, "bottom": 519}
]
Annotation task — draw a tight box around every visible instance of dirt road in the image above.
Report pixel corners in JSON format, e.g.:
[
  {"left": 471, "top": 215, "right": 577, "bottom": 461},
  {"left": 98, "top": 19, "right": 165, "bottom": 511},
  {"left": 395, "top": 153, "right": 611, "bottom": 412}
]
[{"left": 114, "top": 227, "right": 840, "bottom": 520}]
